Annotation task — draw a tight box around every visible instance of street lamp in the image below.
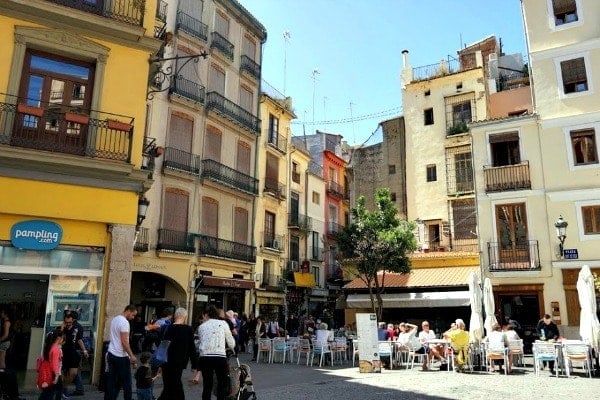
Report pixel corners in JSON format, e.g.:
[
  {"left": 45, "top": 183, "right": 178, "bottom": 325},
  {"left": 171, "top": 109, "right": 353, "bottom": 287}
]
[
  {"left": 137, "top": 197, "right": 150, "bottom": 229},
  {"left": 554, "top": 215, "right": 568, "bottom": 257}
]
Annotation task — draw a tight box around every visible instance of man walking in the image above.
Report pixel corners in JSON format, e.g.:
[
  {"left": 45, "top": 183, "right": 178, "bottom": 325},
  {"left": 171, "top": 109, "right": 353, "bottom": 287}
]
[
  {"left": 105, "top": 305, "right": 138, "bottom": 400},
  {"left": 63, "top": 311, "right": 88, "bottom": 397}
]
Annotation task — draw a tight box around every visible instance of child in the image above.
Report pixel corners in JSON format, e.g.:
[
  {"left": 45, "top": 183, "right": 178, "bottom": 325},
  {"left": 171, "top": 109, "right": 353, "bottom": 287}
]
[
  {"left": 38, "top": 329, "right": 63, "bottom": 400},
  {"left": 135, "top": 351, "right": 160, "bottom": 400}
]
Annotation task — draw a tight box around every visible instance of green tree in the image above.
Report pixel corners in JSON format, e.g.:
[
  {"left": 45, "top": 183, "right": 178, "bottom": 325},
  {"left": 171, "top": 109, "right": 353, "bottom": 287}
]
[{"left": 338, "top": 188, "right": 417, "bottom": 320}]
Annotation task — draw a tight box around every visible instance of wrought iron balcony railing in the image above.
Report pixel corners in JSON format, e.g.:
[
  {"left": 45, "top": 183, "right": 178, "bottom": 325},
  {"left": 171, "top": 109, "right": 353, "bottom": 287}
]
[
  {"left": 201, "top": 159, "right": 258, "bottom": 195},
  {"left": 309, "top": 246, "right": 324, "bottom": 261},
  {"left": 0, "top": 99, "right": 134, "bottom": 162},
  {"left": 44, "top": 0, "right": 145, "bottom": 26},
  {"left": 240, "top": 55, "right": 261, "bottom": 80},
  {"left": 199, "top": 234, "right": 256, "bottom": 263},
  {"left": 496, "top": 71, "right": 530, "bottom": 92},
  {"left": 483, "top": 161, "right": 531, "bottom": 192},
  {"left": 487, "top": 240, "right": 541, "bottom": 271},
  {"left": 267, "top": 131, "right": 287, "bottom": 153},
  {"left": 327, "top": 180, "right": 346, "bottom": 199},
  {"left": 205, "top": 92, "right": 260, "bottom": 134},
  {"left": 170, "top": 75, "right": 206, "bottom": 104},
  {"left": 262, "top": 233, "right": 284, "bottom": 251},
  {"left": 176, "top": 10, "right": 208, "bottom": 42},
  {"left": 210, "top": 32, "right": 234, "bottom": 61},
  {"left": 288, "top": 213, "right": 312, "bottom": 231},
  {"left": 156, "top": 229, "right": 195, "bottom": 254},
  {"left": 264, "top": 177, "right": 286, "bottom": 199},
  {"left": 327, "top": 222, "right": 343, "bottom": 237},
  {"left": 134, "top": 227, "right": 149, "bottom": 252},
  {"left": 256, "top": 273, "right": 283, "bottom": 289},
  {"left": 162, "top": 147, "right": 201, "bottom": 175},
  {"left": 155, "top": 0, "right": 167, "bottom": 22}
]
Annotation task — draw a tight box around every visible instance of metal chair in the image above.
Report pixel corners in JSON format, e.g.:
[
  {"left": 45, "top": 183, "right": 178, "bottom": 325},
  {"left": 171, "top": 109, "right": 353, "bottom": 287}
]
[
  {"left": 406, "top": 340, "right": 427, "bottom": 369},
  {"left": 287, "top": 337, "right": 300, "bottom": 361},
  {"left": 256, "top": 338, "right": 272, "bottom": 364},
  {"left": 310, "top": 340, "right": 333, "bottom": 367},
  {"left": 508, "top": 339, "right": 524, "bottom": 367},
  {"left": 378, "top": 341, "right": 393, "bottom": 369},
  {"left": 332, "top": 337, "right": 348, "bottom": 364},
  {"left": 297, "top": 338, "right": 312, "bottom": 365},
  {"left": 563, "top": 343, "right": 592, "bottom": 378},
  {"left": 532, "top": 342, "right": 559, "bottom": 377},
  {"left": 485, "top": 341, "right": 509, "bottom": 375},
  {"left": 272, "top": 337, "right": 291, "bottom": 364}
]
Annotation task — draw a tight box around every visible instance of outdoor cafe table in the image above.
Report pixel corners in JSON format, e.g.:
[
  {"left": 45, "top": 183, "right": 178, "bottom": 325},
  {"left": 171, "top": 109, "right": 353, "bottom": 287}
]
[
  {"left": 533, "top": 339, "right": 591, "bottom": 376},
  {"left": 425, "top": 338, "right": 451, "bottom": 370}
]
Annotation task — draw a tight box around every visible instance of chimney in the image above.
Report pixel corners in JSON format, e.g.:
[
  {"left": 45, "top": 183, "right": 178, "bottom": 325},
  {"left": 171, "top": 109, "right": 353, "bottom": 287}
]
[{"left": 402, "top": 50, "right": 410, "bottom": 68}]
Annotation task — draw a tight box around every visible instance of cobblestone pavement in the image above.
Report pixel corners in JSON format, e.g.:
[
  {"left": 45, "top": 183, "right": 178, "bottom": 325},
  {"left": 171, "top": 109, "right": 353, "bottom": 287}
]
[{"left": 18, "top": 353, "right": 598, "bottom": 400}]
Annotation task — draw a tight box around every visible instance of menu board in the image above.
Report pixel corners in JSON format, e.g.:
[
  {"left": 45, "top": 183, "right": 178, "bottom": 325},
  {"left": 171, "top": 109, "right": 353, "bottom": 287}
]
[{"left": 355, "top": 313, "right": 381, "bottom": 373}]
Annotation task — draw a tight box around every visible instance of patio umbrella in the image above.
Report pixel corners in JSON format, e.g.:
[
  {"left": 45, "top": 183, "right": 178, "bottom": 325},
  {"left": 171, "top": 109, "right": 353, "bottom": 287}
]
[
  {"left": 577, "top": 264, "right": 600, "bottom": 352},
  {"left": 483, "top": 277, "right": 497, "bottom": 337},
  {"left": 468, "top": 271, "right": 484, "bottom": 344}
]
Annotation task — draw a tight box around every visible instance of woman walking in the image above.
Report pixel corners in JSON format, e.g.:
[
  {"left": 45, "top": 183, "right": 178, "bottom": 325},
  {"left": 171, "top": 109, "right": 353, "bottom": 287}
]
[
  {"left": 197, "top": 305, "right": 235, "bottom": 400},
  {"left": 156, "top": 307, "right": 197, "bottom": 400},
  {"left": 38, "top": 329, "right": 63, "bottom": 400}
]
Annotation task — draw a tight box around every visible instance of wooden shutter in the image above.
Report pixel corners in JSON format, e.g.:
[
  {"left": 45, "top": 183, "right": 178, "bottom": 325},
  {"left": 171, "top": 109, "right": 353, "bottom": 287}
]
[
  {"left": 237, "top": 140, "right": 251, "bottom": 175},
  {"left": 242, "top": 35, "right": 256, "bottom": 59},
  {"left": 163, "top": 189, "right": 189, "bottom": 231},
  {"left": 215, "top": 11, "right": 229, "bottom": 38},
  {"left": 266, "top": 153, "right": 278, "bottom": 182},
  {"left": 239, "top": 85, "right": 253, "bottom": 112},
  {"left": 209, "top": 64, "right": 225, "bottom": 95},
  {"left": 561, "top": 58, "right": 586, "bottom": 85},
  {"left": 168, "top": 113, "right": 193, "bottom": 152},
  {"left": 202, "top": 197, "right": 218, "bottom": 237},
  {"left": 204, "top": 125, "right": 222, "bottom": 162},
  {"left": 234, "top": 207, "right": 248, "bottom": 243}
]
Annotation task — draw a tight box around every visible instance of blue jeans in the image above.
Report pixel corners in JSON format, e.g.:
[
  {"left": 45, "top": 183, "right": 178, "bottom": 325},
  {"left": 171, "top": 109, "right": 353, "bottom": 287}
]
[
  {"left": 136, "top": 387, "right": 154, "bottom": 400},
  {"left": 105, "top": 352, "right": 133, "bottom": 400}
]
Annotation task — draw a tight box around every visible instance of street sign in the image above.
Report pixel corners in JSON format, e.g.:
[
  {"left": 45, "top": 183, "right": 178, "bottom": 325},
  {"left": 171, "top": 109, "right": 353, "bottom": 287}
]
[{"left": 563, "top": 249, "right": 578, "bottom": 259}]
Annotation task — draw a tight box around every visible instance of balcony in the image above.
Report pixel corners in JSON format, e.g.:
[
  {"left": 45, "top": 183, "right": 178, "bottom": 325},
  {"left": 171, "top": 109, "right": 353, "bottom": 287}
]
[
  {"left": 205, "top": 92, "right": 260, "bottom": 134},
  {"left": 157, "top": 229, "right": 195, "bottom": 254},
  {"left": 483, "top": 161, "right": 531, "bottom": 192},
  {"left": 198, "top": 234, "right": 256, "bottom": 263},
  {"left": 288, "top": 213, "right": 312, "bottom": 232},
  {"left": 267, "top": 131, "right": 287, "bottom": 154},
  {"left": 176, "top": 10, "right": 208, "bottom": 42},
  {"left": 210, "top": 32, "right": 234, "bottom": 61},
  {"left": 327, "top": 180, "right": 346, "bottom": 199},
  {"left": 169, "top": 75, "right": 206, "bottom": 104},
  {"left": 496, "top": 71, "right": 530, "bottom": 92},
  {"left": 134, "top": 227, "right": 149, "bottom": 252},
  {"left": 257, "top": 274, "right": 283, "bottom": 289},
  {"left": 201, "top": 159, "right": 258, "bottom": 195},
  {"left": 412, "top": 54, "right": 477, "bottom": 82},
  {"left": 262, "top": 233, "right": 284, "bottom": 251},
  {"left": 0, "top": 99, "right": 133, "bottom": 162},
  {"left": 327, "top": 222, "right": 342, "bottom": 237},
  {"left": 162, "top": 147, "right": 200, "bottom": 176},
  {"left": 240, "top": 55, "right": 261, "bottom": 80},
  {"left": 44, "top": 0, "right": 145, "bottom": 26},
  {"left": 309, "top": 246, "right": 324, "bottom": 261},
  {"left": 264, "top": 177, "right": 286, "bottom": 200},
  {"left": 487, "top": 240, "right": 541, "bottom": 271},
  {"left": 155, "top": 0, "right": 167, "bottom": 22}
]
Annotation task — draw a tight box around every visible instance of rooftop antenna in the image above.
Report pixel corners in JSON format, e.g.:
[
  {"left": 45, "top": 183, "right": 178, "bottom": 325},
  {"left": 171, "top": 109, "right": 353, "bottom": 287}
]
[
  {"left": 283, "top": 30, "right": 291, "bottom": 95},
  {"left": 311, "top": 68, "right": 320, "bottom": 132}
]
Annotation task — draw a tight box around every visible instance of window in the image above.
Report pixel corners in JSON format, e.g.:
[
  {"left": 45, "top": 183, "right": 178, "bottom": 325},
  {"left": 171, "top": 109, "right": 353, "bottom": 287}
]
[
  {"left": 290, "top": 236, "right": 300, "bottom": 261},
  {"left": 495, "top": 203, "right": 528, "bottom": 255},
  {"left": 168, "top": 113, "right": 193, "bottom": 152},
  {"left": 424, "top": 108, "right": 434, "bottom": 125},
  {"left": 390, "top": 192, "right": 397, "bottom": 202},
  {"left": 163, "top": 189, "right": 189, "bottom": 232},
  {"left": 445, "top": 93, "right": 475, "bottom": 133},
  {"left": 452, "top": 199, "right": 477, "bottom": 240},
  {"left": 424, "top": 89, "right": 431, "bottom": 96},
  {"left": 265, "top": 153, "right": 279, "bottom": 192},
  {"left": 426, "top": 164, "right": 437, "bottom": 182},
  {"left": 268, "top": 114, "right": 279, "bottom": 145},
  {"left": 312, "top": 191, "right": 320, "bottom": 204},
  {"left": 553, "top": 0, "right": 578, "bottom": 25},
  {"left": 264, "top": 211, "right": 275, "bottom": 246},
  {"left": 236, "top": 140, "right": 251, "bottom": 175},
  {"left": 204, "top": 125, "right": 222, "bottom": 162},
  {"left": 388, "top": 164, "right": 396, "bottom": 174},
  {"left": 456, "top": 82, "right": 463, "bottom": 90},
  {"left": 234, "top": 207, "right": 248, "bottom": 244},
  {"left": 201, "top": 197, "right": 218, "bottom": 237},
  {"left": 242, "top": 35, "right": 256, "bottom": 60},
  {"left": 582, "top": 205, "right": 600, "bottom": 234},
  {"left": 312, "top": 266, "right": 320, "bottom": 287},
  {"left": 239, "top": 84, "right": 253, "bottom": 112},
  {"left": 570, "top": 129, "right": 598, "bottom": 165},
  {"left": 490, "top": 132, "right": 520, "bottom": 166},
  {"left": 292, "top": 162, "right": 300, "bottom": 183},
  {"left": 452, "top": 102, "right": 472, "bottom": 125},
  {"left": 561, "top": 57, "right": 588, "bottom": 94},
  {"left": 209, "top": 63, "right": 225, "bottom": 95},
  {"left": 454, "top": 152, "right": 474, "bottom": 192},
  {"left": 215, "top": 11, "right": 230, "bottom": 39}
]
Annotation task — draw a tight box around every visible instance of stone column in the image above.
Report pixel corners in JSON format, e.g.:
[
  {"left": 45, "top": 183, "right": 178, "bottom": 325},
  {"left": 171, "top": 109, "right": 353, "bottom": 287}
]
[{"left": 102, "top": 224, "right": 135, "bottom": 340}]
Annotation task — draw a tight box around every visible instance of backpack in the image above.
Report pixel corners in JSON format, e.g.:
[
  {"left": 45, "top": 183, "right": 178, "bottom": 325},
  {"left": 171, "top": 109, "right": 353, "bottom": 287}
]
[{"left": 36, "top": 356, "right": 54, "bottom": 390}]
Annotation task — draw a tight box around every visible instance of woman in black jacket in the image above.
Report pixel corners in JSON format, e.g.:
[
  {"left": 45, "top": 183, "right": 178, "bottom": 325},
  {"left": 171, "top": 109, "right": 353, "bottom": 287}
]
[{"left": 157, "top": 307, "right": 198, "bottom": 400}]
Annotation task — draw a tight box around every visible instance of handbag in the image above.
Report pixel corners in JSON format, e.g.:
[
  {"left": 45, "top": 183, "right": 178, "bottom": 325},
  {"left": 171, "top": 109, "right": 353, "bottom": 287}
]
[{"left": 151, "top": 339, "right": 171, "bottom": 365}]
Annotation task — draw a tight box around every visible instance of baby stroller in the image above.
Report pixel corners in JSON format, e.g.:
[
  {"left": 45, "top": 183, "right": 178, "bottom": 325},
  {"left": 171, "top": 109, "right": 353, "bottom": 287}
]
[{"left": 216, "top": 354, "right": 257, "bottom": 400}]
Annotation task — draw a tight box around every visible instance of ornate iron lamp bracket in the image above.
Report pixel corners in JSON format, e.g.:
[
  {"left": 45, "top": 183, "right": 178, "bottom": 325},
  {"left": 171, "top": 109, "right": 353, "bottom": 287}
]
[{"left": 146, "top": 51, "right": 208, "bottom": 100}]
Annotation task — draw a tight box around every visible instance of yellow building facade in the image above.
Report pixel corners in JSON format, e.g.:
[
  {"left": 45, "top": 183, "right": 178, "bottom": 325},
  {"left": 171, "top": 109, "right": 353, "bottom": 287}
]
[{"left": 0, "top": 0, "right": 161, "bottom": 387}]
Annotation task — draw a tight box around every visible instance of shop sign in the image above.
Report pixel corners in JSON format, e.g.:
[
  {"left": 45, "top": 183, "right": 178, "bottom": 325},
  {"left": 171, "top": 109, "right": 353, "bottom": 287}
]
[
  {"left": 202, "top": 276, "right": 255, "bottom": 289},
  {"left": 11, "top": 220, "right": 62, "bottom": 250}
]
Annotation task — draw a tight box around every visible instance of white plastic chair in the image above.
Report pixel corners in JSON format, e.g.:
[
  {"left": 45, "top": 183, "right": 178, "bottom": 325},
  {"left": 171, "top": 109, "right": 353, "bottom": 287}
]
[
  {"left": 256, "top": 338, "right": 272, "bottom": 363},
  {"left": 406, "top": 339, "right": 426, "bottom": 369},
  {"left": 485, "top": 341, "right": 509, "bottom": 375},
  {"left": 563, "top": 343, "right": 592, "bottom": 378},
  {"left": 310, "top": 340, "right": 333, "bottom": 367},
  {"left": 297, "top": 338, "right": 312, "bottom": 365},
  {"left": 378, "top": 341, "right": 393, "bottom": 369},
  {"left": 287, "top": 337, "right": 300, "bottom": 361},
  {"left": 394, "top": 342, "right": 410, "bottom": 367},
  {"left": 532, "top": 342, "right": 558, "bottom": 377},
  {"left": 508, "top": 339, "right": 524, "bottom": 367},
  {"left": 332, "top": 337, "right": 348, "bottom": 364},
  {"left": 272, "top": 337, "right": 291, "bottom": 364}
]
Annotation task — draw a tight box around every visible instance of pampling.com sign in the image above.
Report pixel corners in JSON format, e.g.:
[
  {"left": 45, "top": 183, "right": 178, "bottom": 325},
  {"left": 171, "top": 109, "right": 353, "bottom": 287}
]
[{"left": 11, "top": 220, "right": 63, "bottom": 250}]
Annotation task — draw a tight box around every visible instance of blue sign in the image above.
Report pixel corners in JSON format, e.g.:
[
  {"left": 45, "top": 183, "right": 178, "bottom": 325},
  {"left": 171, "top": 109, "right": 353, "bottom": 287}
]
[
  {"left": 563, "top": 249, "right": 578, "bottom": 259},
  {"left": 10, "top": 220, "right": 63, "bottom": 250}
]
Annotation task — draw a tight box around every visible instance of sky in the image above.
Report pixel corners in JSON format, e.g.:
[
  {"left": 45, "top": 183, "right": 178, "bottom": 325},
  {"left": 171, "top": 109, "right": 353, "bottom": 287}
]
[{"left": 238, "top": 0, "right": 528, "bottom": 146}]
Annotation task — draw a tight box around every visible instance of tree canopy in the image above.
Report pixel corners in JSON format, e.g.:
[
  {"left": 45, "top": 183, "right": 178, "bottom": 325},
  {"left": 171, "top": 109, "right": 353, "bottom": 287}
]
[{"left": 338, "top": 188, "right": 417, "bottom": 319}]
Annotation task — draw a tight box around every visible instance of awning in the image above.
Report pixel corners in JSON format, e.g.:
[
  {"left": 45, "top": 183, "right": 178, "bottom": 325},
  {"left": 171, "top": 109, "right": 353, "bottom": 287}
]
[
  {"left": 202, "top": 276, "right": 255, "bottom": 289},
  {"left": 346, "top": 291, "right": 471, "bottom": 309},
  {"left": 344, "top": 266, "right": 477, "bottom": 289},
  {"left": 294, "top": 272, "right": 316, "bottom": 288}
]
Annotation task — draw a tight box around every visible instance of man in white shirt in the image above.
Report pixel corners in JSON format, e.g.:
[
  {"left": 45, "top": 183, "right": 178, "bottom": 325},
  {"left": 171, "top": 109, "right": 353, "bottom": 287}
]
[
  {"left": 417, "top": 320, "right": 444, "bottom": 370},
  {"left": 106, "top": 304, "right": 138, "bottom": 400}
]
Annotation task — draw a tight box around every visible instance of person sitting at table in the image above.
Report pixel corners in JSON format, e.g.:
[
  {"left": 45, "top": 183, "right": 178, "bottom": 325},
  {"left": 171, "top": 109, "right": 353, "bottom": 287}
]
[
  {"left": 444, "top": 319, "right": 469, "bottom": 372},
  {"left": 315, "top": 322, "right": 329, "bottom": 344},
  {"left": 536, "top": 314, "right": 560, "bottom": 374},
  {"left": 417, "top": 321, "right": 445, "bottom": 370},
  {"left": 396, "top": 322, "right": 418, "bottom": 346},
  {"left": 486, "top": 323, "right": 510, "bottom": 373},
  {"left": 503, "top": 323, "right": 520, "bottom": 341},
  {"left": 377, "top": 322, "right": 389, "bottom": 341}
]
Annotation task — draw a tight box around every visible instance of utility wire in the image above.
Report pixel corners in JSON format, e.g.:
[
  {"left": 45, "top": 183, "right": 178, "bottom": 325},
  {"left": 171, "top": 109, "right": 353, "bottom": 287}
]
[{"left": 291, "top": 106, "right": 401, "bottom": 126}]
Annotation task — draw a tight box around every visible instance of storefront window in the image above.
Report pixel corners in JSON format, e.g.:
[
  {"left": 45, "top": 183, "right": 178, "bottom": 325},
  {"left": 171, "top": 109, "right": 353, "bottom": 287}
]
[{"left": 0, "top": 243, "right": 104, "bottom": 270}]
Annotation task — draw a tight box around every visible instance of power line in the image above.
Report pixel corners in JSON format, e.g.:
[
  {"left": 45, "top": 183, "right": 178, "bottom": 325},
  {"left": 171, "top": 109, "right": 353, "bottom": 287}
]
[{"left": 291, "top": 106, "right": 401, "bottom": 126}]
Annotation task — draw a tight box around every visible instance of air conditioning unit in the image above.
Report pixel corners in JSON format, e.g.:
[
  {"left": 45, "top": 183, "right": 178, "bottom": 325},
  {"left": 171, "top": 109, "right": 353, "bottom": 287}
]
[{"left": 272, "top": 239, "right": 280, "bottom": 250}]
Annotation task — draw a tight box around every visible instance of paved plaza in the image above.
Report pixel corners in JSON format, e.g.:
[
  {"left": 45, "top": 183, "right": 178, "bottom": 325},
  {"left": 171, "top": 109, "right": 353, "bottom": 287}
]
[{"left": 18, "top": 353, "right": 598, "bottom": 400}]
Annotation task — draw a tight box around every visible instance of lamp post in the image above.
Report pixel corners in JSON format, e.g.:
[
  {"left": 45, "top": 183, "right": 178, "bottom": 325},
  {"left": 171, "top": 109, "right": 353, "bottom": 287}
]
[
  {"left": 554, "top": 215, "right": 568, "bottom": 257},
  {"left": 137, "top": 197, "right": 150, "bottom": 228}
]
